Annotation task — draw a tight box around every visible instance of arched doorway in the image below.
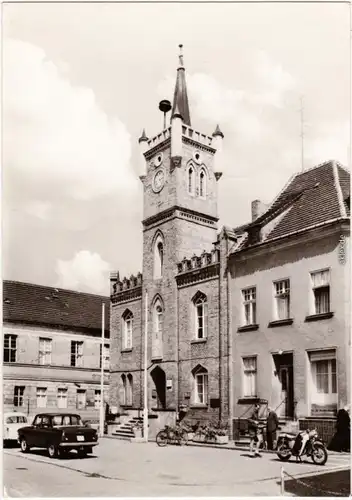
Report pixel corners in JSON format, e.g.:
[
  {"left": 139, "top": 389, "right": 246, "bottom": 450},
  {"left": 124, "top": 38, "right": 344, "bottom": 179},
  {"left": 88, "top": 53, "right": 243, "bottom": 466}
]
[{"left": 151, "top": 366, "right": 166, "bottom": 409}]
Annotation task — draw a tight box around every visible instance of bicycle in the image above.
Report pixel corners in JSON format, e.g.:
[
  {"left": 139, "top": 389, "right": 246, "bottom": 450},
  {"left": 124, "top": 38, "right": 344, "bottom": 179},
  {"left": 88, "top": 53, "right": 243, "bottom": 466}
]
[{"left": 156, "top": 424, "right": 189, "bottom": 447}]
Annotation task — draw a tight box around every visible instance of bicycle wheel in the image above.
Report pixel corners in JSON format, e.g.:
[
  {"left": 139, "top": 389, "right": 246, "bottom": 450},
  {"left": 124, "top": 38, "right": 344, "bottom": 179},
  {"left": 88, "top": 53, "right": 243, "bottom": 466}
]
[
  {"left": 179, "top": 430, "right": 189, "bottom": 446},
  {"left": 156, "top": 430, "right": 168, "bottom": 447}
]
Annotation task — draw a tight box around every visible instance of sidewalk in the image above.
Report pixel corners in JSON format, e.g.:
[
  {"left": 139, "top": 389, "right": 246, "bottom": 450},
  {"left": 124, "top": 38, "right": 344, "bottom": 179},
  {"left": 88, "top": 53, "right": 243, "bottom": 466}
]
[{"left": 104, "top": 435, "right": 350, "bottom": 457}]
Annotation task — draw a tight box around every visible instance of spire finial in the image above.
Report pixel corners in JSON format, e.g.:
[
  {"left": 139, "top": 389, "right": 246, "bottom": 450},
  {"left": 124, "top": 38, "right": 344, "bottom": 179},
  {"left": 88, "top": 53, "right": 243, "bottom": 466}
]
[
  {"left": 178, "top": 44, "right": 184, "bottom": 68},
  {"left": 172, "top": 45, "right": 191, "bottom": 126}
]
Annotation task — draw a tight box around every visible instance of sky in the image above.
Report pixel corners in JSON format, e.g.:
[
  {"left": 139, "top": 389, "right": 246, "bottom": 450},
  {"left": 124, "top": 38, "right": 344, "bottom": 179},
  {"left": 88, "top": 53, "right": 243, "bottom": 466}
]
[{"left": 2, "top": 1, "right": 350, "bottom": 296}]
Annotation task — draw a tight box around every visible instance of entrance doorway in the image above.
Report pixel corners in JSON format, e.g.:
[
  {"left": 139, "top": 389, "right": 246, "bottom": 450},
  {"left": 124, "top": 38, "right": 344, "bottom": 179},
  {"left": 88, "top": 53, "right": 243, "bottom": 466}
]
[
  {"left": 273, "top": 353, "right": 294, "bottom": 418},
  {"left": 150, "top": 366, "right": 166, "bottom": 409}
]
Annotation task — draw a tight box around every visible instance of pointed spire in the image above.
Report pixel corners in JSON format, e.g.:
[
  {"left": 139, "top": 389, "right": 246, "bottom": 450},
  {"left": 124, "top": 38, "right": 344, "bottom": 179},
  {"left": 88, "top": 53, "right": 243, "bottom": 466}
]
[
  {"left": 171, "top": 44, "right": 191, "bottom": 126},
  {"left": 212, "top": 124, "right": 224, "bottom": 138},
  {"left": 138, "top": 128, "right": 149, "bottom": 143}
]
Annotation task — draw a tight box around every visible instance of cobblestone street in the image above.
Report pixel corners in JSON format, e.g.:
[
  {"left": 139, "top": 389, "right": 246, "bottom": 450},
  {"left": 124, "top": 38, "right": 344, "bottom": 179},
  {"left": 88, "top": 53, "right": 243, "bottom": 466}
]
[{"left": 4, "top": 438, "right": 350, "bottom": 497}]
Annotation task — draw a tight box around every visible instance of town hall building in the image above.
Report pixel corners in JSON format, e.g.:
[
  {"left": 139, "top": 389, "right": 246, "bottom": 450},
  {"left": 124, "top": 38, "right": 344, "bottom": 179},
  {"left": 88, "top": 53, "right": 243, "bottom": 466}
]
[{"left": 109, "top": 46, "right": 350, "bottom": 441}]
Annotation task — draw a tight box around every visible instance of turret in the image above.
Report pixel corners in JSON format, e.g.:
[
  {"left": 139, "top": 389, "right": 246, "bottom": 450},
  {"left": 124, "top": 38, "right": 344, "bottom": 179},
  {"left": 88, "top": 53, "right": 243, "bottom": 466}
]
[
  {"left": 212, "top": 124, "right": 224, "bottom": 179},
  {"left": 138, "top": 128, "right": 149, "bottom": 178}
]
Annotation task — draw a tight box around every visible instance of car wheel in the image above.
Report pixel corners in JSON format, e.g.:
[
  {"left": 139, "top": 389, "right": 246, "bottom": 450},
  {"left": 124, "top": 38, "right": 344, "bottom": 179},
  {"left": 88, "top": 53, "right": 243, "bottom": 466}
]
[
  {"left": 48, "top": 444, "right": 58, "bottom": 459},
  {"left": 20, "top": 438, "right": 30, "bottom": 453}
]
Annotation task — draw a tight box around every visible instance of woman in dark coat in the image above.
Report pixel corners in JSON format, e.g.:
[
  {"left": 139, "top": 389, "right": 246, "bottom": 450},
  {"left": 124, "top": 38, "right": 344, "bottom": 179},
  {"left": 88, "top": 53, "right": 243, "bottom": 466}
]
[{"left": 328, "top": 405, "right": 350, "bottom": 452}]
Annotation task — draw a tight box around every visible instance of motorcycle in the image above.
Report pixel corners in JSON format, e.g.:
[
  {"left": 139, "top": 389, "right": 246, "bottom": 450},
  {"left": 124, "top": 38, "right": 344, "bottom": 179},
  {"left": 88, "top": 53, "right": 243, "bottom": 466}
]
[{"left": 276, "top": 428, "right": 328, "bottom": 465}]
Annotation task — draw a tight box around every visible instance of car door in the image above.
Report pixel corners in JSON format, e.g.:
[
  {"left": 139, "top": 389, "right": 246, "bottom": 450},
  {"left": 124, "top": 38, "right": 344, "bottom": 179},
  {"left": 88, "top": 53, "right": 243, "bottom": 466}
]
[
  {"left": 28, "top": 415, "right": 42, "bottom": 446},
  {"left": 39, "top": 415, "right": 53, "bottom": 447}
]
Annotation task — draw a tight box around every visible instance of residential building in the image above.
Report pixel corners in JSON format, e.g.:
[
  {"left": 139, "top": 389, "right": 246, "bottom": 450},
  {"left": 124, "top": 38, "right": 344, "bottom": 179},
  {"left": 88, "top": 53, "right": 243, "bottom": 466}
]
[
  {"left": 3, "top": 281, "right": 110, "bottom": 422},
  {"left": 109, "top": 47, "right": 350, "bottom": 442}
]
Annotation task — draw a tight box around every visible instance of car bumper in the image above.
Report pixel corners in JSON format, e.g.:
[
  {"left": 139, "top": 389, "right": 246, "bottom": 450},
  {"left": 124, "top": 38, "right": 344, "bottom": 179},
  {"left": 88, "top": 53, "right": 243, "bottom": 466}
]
[{"left": 59, "top": 442, "right": 98, "bottom": 447}]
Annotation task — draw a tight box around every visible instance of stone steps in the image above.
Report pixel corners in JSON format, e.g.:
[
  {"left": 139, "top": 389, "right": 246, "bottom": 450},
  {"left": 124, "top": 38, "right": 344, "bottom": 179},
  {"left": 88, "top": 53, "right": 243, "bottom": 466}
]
[{"left": 112, "top": 416, "right": 143, "bottom": 440}]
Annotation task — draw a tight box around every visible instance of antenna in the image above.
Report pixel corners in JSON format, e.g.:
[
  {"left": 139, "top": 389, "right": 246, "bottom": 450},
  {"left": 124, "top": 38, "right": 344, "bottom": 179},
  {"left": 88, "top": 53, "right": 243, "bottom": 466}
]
[
  {"left": 159, "top": 99, "right": 172, "bottom": 129},
  {"left": 300, "top": 96, "right": 305, "bottom": 172}
]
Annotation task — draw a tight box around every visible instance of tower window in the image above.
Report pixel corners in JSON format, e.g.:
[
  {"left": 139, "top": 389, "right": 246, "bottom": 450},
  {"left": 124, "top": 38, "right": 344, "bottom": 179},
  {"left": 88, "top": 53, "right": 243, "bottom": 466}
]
[
  {"left": 199, "top": 169, "right": 207, "bottom": 198},
  {"left": 193, "top": 292, "right": 208, "bottom": 339},
  {"left": 152, "top": 298, "right": 163, "bottom": 359},
  {"left": 188, "top": 166, "right": 195, "bottom": 195},
  {"left": 122, "top": 310, "right": 133, "bottom": 349},
  {"left": 153, "top": 234, "right": 164, "bottom": 280}
]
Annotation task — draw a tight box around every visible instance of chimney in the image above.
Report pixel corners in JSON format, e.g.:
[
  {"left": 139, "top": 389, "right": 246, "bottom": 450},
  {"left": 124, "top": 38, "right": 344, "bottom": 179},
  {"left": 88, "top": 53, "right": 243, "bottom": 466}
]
[{"left": 251, "top": 199, "right": 268, "bottom": 221}]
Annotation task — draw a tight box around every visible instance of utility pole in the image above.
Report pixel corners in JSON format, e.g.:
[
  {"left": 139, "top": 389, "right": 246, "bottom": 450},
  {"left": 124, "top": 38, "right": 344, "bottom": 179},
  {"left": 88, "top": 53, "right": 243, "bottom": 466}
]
[{"left": 99, "top": 302, "right": 105, "bottom": 438}]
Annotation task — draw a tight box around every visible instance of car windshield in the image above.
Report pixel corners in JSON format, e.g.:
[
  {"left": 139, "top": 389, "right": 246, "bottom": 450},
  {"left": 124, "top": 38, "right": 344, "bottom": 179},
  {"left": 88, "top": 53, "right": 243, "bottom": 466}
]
[
  {"left": 6, "top": 415, "right": 27, "bottom": 424},
  {"left": 52, "top": 415, "right": 83, "bottom": 427}
]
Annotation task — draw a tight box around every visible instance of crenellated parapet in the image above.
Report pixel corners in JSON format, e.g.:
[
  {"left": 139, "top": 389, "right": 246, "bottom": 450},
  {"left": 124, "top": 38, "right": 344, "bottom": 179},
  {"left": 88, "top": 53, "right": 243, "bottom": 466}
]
[
  {"left": 176, "top": 248, "right": 220, "bottom": 288},
  {"left": 110, "top": 271, "right": 143, "bottom": 304}
]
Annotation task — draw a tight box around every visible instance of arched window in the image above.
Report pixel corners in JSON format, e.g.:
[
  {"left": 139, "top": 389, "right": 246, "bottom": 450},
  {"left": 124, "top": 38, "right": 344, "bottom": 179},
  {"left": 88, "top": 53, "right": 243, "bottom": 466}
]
[
  {"left": 193, "top": 292, "right": 208, "bottom": 339},
  {"left": 122, "top": 310, "right": 133, "bottom": 349},
  {"left": 127, "top": 374, "right": 133, "bottom": 406},
  {"left": 192, "top": 365, "right": 208, "bottom": 405},
  {"left": 199, "top": 168, "right": 207, "bottom": 198},
  {"left": 121, "top": 374, "right": 127, "bottom": 405},
  {"left": 153, "top": 234, "right": 164, "bottom": 279},
  {"left": 188, "top": 166, "right": 195, "bottom": 195},
  {"left": 152, "top": 298, "right": 163, "bottom": 359}
]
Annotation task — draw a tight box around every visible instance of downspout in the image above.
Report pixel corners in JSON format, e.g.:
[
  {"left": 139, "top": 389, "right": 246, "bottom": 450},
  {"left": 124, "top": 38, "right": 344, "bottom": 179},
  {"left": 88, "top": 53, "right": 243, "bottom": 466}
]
[{"left": 227, "top": 253, "right": 234, "bottom": 439}]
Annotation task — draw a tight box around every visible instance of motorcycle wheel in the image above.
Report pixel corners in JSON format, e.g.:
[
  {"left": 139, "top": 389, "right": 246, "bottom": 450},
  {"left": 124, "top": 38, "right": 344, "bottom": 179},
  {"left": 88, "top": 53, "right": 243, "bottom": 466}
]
[
  {"left": 311, "top": 443, "right": 328, "bottom": 466},
  {"left": 276, "top": 443, "right": 292, "bottom": 461},
  {"left": 179, "top": 430, "right": 189, "bottom": 446},
  {"left": 156, "top": 431, "right": 168, "bottom": 447}
]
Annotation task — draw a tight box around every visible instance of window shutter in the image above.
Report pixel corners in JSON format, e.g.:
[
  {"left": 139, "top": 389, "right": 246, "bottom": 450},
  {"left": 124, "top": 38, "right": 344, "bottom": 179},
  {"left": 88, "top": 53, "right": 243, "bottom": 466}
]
[{"left": 309, "top": 349, "right": 336, "bottom": 362}]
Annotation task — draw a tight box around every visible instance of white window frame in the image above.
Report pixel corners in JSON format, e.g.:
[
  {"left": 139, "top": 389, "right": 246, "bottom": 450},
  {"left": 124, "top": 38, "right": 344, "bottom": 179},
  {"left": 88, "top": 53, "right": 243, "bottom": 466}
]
[
  {"left": 76, "top": 389, "right": 86, "bottom": 410},
  {"left": 274, "top": 279, "right": 290, "bottom": 320},
  {"left": 242, "top": 287, "right": 257, "bottom": 326},
  {"left": 36, "top": 387, "right": 47, "bottom": 408},
  {"left": 39, "top": 337, "right": 52, "bottom": 365},
  {"left": 71, "top": 341, "right": 84, "bottom": 367},
  {"left": 123, "top": 312, "right": 133, "bottom": 350},
  {"left": 310, "top": 269, "right": 331, "bottom": 315},
  {"left": 242, "top": 356, "right": 257, "bottom": 397},
  {"left": 194, "top": 294, "right": 208, "bottom": 339},
  {"left": 94, "top": 389, "right": 101, "bottom": 409},
  {"left": 309, "top": 350, "right": 337, "bottom": 406},
  {"left": 14, "top": 386, "right": 25, "bottom": 407},
  {"left": 194, "top": 371, "right": 208, "bottom": 405},
  {"left": 57, "top": 388, "right": 68, "bottom": 409},
  {"left": 4, "top": 334, "right": 17, "bottom": 363}
]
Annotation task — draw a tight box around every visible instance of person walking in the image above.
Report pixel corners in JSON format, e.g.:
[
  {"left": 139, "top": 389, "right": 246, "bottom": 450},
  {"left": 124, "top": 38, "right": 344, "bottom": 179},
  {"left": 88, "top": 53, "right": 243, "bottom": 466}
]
[
  {"left": 248, "top": 404, "right": 263, "bottom": 457},
  {"left": 266, "top": 406, "right": 279, "bottom": 450}
]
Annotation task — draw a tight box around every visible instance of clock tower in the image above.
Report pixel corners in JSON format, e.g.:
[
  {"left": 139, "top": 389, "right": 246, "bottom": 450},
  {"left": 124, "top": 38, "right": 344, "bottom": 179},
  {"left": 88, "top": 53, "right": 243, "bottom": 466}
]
[{"left": 138, "top": 45, "right": 224, "bottom": 408}]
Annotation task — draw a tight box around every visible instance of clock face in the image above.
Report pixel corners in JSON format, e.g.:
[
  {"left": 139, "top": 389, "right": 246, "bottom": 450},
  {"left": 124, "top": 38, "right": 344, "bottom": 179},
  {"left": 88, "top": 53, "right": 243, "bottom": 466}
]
[{"left": 153, "top": 168, "right": 165, "bottom": 192}]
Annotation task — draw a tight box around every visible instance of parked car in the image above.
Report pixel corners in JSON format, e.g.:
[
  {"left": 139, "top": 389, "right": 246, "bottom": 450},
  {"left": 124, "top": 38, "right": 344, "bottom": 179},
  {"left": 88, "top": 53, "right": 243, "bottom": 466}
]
[
  {"left": 3, "top": 412, "right": 28, "bottom": 446},
  {"left": 17, "top": 413, "right": 99, "bottom": 458}
]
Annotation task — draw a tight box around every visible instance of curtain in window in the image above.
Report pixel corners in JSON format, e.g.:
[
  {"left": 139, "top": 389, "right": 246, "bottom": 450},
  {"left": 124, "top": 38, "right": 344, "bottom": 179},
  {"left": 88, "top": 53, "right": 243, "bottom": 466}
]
[{"left": 243, "top": 357, "right": 257, "bottom": 397}]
